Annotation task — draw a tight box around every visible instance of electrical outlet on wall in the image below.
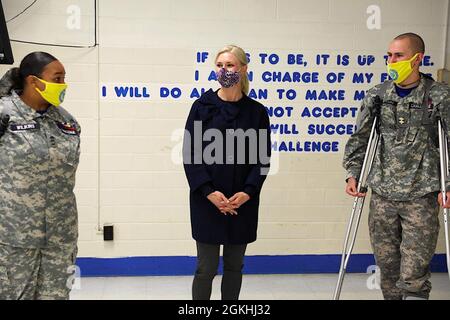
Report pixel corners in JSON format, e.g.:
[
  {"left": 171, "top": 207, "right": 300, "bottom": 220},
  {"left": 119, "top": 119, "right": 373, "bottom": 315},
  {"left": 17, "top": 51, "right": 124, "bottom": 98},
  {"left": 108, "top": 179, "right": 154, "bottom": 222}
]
[{"left": 103, "top": 224, "right": 114, "bottom": 241}]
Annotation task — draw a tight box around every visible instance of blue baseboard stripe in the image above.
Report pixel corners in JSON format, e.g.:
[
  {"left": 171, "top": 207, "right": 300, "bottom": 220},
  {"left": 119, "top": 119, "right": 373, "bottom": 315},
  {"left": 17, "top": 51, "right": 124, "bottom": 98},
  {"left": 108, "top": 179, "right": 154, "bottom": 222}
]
[{"left": 75, "top": 254, "right": 448, "bottom": 277}]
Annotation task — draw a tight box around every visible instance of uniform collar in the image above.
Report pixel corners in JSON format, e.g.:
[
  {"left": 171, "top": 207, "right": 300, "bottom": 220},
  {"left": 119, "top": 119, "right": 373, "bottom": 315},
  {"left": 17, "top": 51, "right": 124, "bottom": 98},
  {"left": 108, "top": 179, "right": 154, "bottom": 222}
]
[
  {"left": 10, "top": 91, "right": 62, "bottom": 122},
  {"left": 45, "top": 104, "right": 64, "bottom": 122},
  {"left": 10, "top": 91, "right": 40, "bottom": 121},
  {"left": 400, "top": 75, "right": 427, "bottom": 106},
  {"left": 388, "top": 75, "right": 427, "bottom": 105}
]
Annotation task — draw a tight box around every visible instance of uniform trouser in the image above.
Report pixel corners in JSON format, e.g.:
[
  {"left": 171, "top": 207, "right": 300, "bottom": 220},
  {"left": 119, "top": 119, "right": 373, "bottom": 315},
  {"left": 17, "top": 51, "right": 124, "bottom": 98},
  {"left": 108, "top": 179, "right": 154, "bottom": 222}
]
[
  {"left": 368, "top": 192, "right": 440, "bottom": 300},
  {"left": 192, "top": 241, "right": 247, "bottom": 300},
  {"left": 0, "top": 244, "right": 78, "bottom": 300}
]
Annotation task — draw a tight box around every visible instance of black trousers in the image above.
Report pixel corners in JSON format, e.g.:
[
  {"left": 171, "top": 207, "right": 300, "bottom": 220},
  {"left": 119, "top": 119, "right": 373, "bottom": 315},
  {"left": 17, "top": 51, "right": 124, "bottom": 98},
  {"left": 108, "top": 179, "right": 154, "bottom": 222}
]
[{"left": 192, "top": 241, "right": 247, "bottom": 300}]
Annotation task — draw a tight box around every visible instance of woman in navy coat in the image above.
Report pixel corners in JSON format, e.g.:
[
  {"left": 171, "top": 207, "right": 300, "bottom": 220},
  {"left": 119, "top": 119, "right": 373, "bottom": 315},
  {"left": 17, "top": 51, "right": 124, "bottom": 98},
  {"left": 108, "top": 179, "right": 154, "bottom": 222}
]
[{"left": 183, "top": 45, "right": 271, "bottom": 300}]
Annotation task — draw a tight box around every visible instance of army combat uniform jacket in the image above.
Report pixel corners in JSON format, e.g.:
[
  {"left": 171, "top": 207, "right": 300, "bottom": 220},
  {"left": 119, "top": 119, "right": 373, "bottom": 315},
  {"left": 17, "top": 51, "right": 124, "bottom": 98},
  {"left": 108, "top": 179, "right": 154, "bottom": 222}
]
[
  {"left": 0, "top": 91, "right": 80, "bottom": 248},
  {"left": 343, "top": 75, "right": 450, "bottom": 201}
]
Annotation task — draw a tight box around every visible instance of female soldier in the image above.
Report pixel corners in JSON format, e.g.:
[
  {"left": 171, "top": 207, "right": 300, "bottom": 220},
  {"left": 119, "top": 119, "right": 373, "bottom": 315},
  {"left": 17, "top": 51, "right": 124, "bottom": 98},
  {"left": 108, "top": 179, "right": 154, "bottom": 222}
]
[
  {"left": 183, "top": 45, "right": 271, "bottom": 300},
  {"left": 0, "top": 52, "right": 81, "bottom": 300}
]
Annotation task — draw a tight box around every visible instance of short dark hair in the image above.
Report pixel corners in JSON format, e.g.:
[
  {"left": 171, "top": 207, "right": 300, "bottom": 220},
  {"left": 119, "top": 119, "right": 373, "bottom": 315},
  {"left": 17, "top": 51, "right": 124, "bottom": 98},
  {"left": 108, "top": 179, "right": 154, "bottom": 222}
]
[{"left": 394, "top": 32, "right": 425, "bottom": 54}]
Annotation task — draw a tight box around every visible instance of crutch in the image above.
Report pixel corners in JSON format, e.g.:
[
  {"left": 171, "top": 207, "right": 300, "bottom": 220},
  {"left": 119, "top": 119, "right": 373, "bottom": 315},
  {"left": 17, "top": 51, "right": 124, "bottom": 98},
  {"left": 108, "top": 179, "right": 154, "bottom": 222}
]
[
  {"left": 333, "top": 96, "right": 383, "bottom": 300},
  {"left": 437, "top": 115, "right": 450, "bottom": 283}
]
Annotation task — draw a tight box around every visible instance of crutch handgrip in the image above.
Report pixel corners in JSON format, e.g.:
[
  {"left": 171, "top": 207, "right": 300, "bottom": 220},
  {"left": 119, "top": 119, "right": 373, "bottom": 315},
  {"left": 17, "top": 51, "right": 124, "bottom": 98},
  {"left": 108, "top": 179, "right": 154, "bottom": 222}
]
[{"left": 372, "top": 96, "right": 383, "bottom": 135}]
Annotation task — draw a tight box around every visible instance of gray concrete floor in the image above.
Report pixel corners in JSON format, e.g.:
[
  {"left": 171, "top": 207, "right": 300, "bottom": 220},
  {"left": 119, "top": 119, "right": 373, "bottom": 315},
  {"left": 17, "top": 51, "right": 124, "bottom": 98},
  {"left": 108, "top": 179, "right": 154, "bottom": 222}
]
[{"left": 69, "top": 273, "right": 450, "bottom": 300}]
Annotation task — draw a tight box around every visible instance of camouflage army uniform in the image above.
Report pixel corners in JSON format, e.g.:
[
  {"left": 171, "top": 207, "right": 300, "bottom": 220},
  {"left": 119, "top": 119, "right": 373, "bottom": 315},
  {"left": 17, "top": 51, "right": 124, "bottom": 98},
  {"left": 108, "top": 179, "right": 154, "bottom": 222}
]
[
  {"left": 343, "top": 75, "right": 450, "bottom": 299},
  {"left": 0, "top": 91, "right": 80, "bottom": 300}
]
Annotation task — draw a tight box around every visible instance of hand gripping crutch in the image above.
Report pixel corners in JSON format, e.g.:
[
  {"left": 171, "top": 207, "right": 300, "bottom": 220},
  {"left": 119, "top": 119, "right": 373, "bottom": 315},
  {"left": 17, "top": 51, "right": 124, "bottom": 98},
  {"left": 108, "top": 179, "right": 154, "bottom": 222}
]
[
  {"left": 333, "top": 96, "right": 383, "bottom": 300},
  {"left": 437, "top": 115, "right": 450, "bottom": 283}
]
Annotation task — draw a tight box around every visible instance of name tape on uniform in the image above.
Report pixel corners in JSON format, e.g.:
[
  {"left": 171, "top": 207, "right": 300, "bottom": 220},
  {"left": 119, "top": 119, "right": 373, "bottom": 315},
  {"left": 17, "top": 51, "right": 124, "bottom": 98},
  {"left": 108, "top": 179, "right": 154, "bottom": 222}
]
[{"left": 10, "top": 123, "right": 40, "bottom": 131}]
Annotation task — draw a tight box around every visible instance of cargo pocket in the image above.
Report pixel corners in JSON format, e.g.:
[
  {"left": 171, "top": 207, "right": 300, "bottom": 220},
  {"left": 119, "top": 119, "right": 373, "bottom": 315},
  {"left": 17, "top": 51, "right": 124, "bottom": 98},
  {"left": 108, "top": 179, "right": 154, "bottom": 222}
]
[
  {"left": 406, "top": 126, "right": 418, "bottom": 143},
  {"left": 406, "top": 108, "right": 424, "bottom": 143},
  {"left": 55, "top": 132, "right": 80, "bottom": 171}
]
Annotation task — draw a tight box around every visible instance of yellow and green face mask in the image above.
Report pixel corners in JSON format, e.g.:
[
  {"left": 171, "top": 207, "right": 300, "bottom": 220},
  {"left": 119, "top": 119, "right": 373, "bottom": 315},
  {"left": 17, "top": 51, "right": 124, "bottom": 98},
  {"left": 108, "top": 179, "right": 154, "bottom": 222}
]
[
  {"left": 386, "top": 53, "right": 419, "bottom": 84},
  {"left": 34, "top": 77, "right": 68, "bottom": 107}
]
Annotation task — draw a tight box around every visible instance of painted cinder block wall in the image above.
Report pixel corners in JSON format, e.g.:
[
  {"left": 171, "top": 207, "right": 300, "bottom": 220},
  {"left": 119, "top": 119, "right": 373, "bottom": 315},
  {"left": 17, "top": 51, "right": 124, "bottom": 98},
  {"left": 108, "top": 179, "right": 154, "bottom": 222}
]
[{"left": 1, "top": 0, "right": 448, "bottom": 266}]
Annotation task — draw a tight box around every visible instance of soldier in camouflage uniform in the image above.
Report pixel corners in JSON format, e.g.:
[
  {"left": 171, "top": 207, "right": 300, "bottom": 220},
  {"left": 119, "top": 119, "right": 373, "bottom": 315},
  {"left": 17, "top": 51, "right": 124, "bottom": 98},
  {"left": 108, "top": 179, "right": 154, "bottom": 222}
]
[
  {"left": 0, "top": 52, "right": 80, "bottom": 300},
  {"left": 343, "top": 33, "right": 450, "bottom": 300}
]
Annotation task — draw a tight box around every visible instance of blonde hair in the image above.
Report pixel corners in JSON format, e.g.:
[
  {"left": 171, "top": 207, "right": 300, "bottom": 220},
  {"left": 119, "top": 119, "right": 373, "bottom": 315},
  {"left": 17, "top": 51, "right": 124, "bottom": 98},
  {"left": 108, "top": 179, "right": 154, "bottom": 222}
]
[{"left": 215, "top": 45, "right": 249, "bottom": 95}]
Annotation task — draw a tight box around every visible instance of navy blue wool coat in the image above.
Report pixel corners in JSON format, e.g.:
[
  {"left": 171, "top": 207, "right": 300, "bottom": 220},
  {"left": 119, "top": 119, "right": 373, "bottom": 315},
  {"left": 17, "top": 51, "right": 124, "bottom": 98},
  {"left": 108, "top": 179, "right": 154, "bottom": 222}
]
[{"left": 183, "top": 89, "right": 271, "bottom": 245}]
